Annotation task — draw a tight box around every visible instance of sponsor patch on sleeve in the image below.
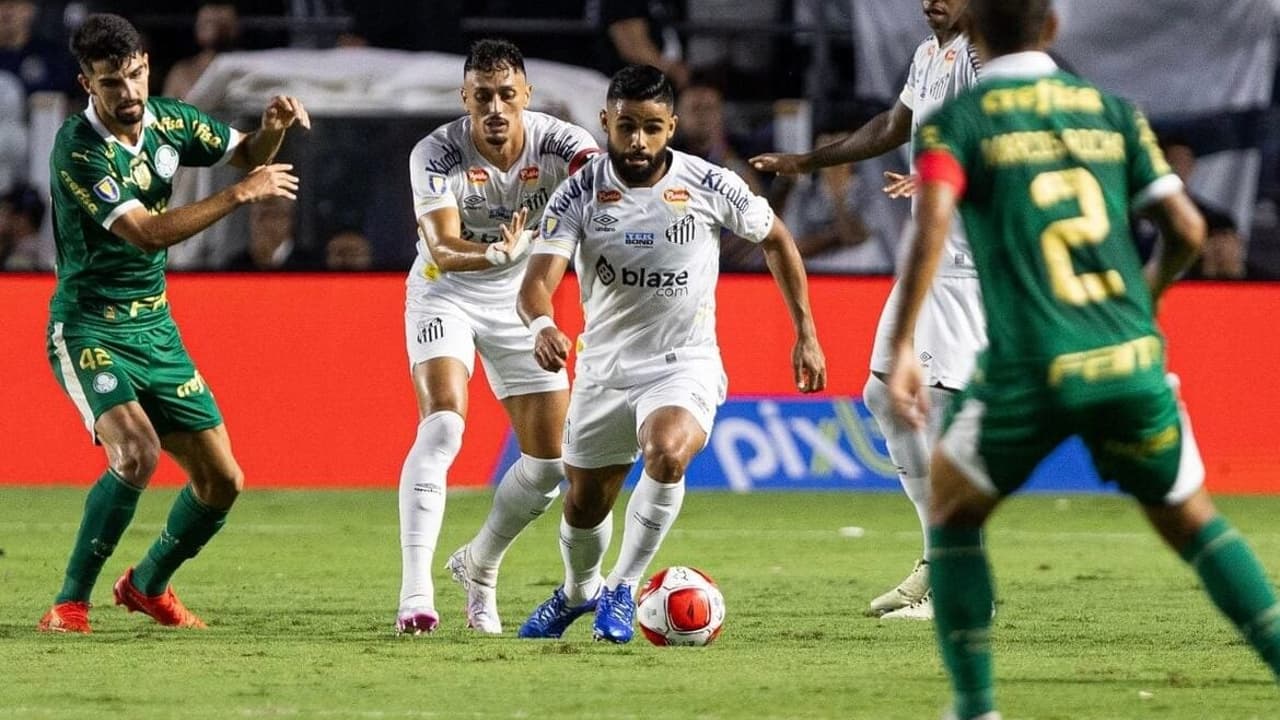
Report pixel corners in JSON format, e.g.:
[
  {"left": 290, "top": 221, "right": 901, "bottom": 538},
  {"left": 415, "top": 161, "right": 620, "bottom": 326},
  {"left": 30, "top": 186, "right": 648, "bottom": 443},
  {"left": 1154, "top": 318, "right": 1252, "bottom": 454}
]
[
  {"left": 426, "top": 173, "right": 448, "bottom": 196},
  {"left": 92, "top": 176, "right": 121, "bottom": 203}
]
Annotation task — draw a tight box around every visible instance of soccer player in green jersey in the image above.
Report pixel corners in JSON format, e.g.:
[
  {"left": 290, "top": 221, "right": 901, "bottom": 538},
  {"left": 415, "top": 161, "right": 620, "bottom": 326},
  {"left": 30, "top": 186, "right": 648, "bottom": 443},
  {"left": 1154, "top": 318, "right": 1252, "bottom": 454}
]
[
  {"left": 37, "top": 13, "right": 309, "bottom": 634},
  {"left": 885, "top": 0, "right": 1280, "bottom": 717}
]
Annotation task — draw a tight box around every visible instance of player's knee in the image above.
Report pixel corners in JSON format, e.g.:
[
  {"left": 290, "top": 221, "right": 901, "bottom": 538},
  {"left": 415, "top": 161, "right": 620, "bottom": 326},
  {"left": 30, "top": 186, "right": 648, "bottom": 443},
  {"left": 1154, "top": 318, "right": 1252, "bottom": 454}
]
[
  {"left": 862, "top": 374, "right": 892, "bottom": 422},
  {"left": 112, "top": 437, "right": 161, "bottom": 486},
  {"left": 641, "top": 435, "right": 690, "bottom": 483},
  {"left": 518, "top": 454, "right": 564, "bottom": 494},
  {"left": 417, "top": 410, "right": 465, "bottom": 459}
]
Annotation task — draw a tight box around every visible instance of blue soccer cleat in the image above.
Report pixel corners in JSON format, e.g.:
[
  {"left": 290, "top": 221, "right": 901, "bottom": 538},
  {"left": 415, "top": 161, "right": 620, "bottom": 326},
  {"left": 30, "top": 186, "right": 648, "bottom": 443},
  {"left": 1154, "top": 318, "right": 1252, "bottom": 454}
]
[
  {"left": 592, "top": 583, "right": 635, "bottom": 644},
  {"left": 517, "top": 586, "right": 598, "bottom": 639}
]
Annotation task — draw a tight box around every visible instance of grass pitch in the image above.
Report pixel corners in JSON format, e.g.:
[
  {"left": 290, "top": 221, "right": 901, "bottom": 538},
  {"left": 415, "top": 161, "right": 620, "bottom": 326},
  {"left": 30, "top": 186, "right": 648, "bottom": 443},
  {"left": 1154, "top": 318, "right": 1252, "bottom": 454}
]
[{"left": 1, "top": 488, "right": 1276, "bottom": 719}]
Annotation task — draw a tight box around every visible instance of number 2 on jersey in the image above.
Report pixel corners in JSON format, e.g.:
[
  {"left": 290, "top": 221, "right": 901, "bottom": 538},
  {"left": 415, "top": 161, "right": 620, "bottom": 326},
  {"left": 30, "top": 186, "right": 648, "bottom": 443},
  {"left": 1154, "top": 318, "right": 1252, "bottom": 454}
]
[{"left": 1031, "top": 168, "right": 1124, "bottom": 306}]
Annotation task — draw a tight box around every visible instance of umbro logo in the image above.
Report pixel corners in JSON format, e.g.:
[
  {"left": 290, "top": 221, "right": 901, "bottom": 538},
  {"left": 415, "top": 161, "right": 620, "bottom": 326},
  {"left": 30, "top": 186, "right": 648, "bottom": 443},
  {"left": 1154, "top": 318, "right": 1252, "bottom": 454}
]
[
  {"left": 593, "top": 213, "right": 618, "bottom": 232},
  {"left": 463, "top": 195, "right": 485, "bottom": 209}
]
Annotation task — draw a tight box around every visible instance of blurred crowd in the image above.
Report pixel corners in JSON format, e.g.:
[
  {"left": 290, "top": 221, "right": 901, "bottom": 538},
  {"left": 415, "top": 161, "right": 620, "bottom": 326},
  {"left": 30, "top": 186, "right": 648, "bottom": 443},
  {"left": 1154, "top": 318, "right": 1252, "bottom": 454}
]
[{"left": 0, "top": 0, "right": 1274, "bottom": 278}]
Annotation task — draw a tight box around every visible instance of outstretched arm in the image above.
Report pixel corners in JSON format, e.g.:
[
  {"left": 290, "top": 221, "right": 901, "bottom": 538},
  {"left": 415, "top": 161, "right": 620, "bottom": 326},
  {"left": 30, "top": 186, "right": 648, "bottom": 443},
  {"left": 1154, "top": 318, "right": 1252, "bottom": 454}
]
[
  {"left": 749, "top": 101, "right": 913, "bottom": 176},
  {"left": 759, "top": 217, "right": 826, "bottom": 393},
  {"left": 418, "top": 207, "right": 531, "bottom": 272},
  {"left": 519, "top": 252, "right": 574, "bottom": 373},
  {"left": 110, "top": 164, "right": 298, "bottom": 251},
  {"left": 230, "top": 95, "right": 311, "bottom": 169}
]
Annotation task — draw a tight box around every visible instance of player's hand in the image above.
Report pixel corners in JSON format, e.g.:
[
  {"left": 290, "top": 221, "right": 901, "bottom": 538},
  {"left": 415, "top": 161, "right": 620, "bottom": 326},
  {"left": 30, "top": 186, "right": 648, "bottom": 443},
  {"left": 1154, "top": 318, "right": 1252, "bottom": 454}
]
[
  {"left": 234, "top": 163, "right": 299, "bottom": 203},
  {"left": 261, "top": 95, "right": 311, "bottom": 133},
  {"left": 887, "top": 345, "right": 927, "bottom": 430},
  {"left": 532, "top": 326, "right": 572, "bottom": 373},
  {"left": 750, "top": 152, "right": 810, "bottom": 176},
  {"left": 792, "top": 335, "right": 827, "bottom": 393},
  {"left": 486, "top": 208, "right": 532, "bottom": 266},
  {"left": 883, "top": 171, "right": 918, "bottom": 199}
]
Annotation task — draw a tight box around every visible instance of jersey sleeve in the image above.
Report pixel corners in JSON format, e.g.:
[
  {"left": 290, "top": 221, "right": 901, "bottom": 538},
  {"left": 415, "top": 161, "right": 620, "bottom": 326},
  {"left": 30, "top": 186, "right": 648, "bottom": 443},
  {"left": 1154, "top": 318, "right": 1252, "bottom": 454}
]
[
  {"left": 408, "top": 135, "right": 459, "bottom": 220},
  {"left": 913, "top": 103, "right": 976, "bottom": 196},
  {"left": 710, "top": 167, "right": 775, "bottom": 243},
  {"left": 53, "top": 140, "right": 143, "bottom": 230},
  {"left": 544, "top": 119, "right": 601, "bottom": 174},
  {"left": 899, "top": 54, "right": 919, "bottom": 111},
  {"left": 1121, "top": 102, "right": 1183, "bottom": 210},
  {"left": 166, "top": 99, "right": 242, "bottom": 168},
  {"left": 533, "top": 172, "right": 590, "bottom": 259}
]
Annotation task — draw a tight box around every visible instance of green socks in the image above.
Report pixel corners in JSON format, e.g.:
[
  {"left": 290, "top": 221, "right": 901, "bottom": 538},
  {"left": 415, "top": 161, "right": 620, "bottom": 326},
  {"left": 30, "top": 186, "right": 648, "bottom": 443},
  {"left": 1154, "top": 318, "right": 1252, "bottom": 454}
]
[
  {"left": 131, "top": 484, "right": 228, "bottom": 596},
  {"left": 929, "top": 526, "right": 996, "bottom": 720},
  {"left": 1180, "top": 516, "right": 1280, "bottom": 677},
  {"left": 55, "top": 470, "right": 142, "bottom": 603}
]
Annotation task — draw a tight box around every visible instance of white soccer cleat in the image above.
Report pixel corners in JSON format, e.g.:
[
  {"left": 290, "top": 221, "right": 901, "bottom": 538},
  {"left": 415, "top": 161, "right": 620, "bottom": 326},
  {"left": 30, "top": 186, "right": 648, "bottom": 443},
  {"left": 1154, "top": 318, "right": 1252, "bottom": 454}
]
[
  {"left": 868, "top": 558, "right": 930, "bottom": 616},
  {"left": 880, "top": 590, "right": 934, "bottom": 620},
  {"left": 445, "top": 546, "right": 502, "bottom": 634}
]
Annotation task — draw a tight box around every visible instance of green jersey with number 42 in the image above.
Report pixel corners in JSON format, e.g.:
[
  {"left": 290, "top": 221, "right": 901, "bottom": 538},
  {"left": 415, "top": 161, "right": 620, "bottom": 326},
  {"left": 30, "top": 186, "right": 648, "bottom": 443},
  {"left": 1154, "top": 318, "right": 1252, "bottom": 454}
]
[
  {"left": 49, "top": 96, "right": 240, "bottom": 322},
  {"left": 915, "top": 61, "right": 1181, "bottom": 402}
]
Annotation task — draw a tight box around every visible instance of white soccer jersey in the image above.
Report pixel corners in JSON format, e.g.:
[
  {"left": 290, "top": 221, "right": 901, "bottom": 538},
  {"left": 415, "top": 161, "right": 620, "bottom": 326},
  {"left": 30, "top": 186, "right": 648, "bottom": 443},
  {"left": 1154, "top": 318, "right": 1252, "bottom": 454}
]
[
  {"left": 535, "top": 150, "right": 775, "bottom": 388},
  {"left": 407, "top": 111, "right": 597, "bottom": 303},
  {"left": 901, "top": 32, "right": 981, "bottom": 277}
]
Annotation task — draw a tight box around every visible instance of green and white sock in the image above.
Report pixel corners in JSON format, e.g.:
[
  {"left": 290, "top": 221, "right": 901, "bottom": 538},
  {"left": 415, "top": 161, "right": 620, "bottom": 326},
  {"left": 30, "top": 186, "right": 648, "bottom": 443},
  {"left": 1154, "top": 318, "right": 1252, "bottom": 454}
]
[
  {"left": 132, "top": 484, "right": 228, "bottom": 596},
  {"left": 929, "top": 525, "right": 997, "bottom": 719}
]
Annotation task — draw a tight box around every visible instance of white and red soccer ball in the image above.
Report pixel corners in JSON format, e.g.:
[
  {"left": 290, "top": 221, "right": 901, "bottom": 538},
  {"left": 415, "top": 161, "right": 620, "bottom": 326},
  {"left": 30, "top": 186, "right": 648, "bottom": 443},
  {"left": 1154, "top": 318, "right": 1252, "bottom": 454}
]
[{"left": 636, "top": 566, "right": 726, "bottom": 647}]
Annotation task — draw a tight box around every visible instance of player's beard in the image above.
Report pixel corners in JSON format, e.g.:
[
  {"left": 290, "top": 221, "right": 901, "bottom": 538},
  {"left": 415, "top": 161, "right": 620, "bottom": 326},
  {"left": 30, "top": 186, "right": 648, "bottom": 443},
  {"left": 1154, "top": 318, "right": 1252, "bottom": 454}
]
[
  {"left": 609, "top": 145, "right": 669, "bottom": 186},
  {"left": 113, "top": 101, "right": 145, "bottom": 125}
]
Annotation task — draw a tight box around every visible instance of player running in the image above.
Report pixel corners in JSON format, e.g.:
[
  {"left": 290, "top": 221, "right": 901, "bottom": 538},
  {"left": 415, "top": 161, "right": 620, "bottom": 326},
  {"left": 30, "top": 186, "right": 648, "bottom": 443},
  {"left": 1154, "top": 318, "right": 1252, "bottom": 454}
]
[
  {"left": 396, "top": 39, "right": 598, "bottom": 635},
  {"left": 516, "top": 64, "right": 826, "bottom": 644},
  {"left": 751, "top": 0, "right": 981, "bottom": 620},
  {"left": 887, "top": 1, "right": 1280, "bottom": 716},
  {"left": 38, "top": 13, "right": 307, "bottom": 633}
]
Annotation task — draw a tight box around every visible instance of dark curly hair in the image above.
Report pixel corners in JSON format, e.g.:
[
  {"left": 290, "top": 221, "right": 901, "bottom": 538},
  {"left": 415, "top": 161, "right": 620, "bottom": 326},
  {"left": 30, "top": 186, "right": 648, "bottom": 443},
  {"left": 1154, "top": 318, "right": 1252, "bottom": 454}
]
[
  {"left": 606, "top": 65, "right": 674, "bottom": 108},
  {"left": 971, "top": 0, "right": 1052, "bottom": 56},
  {"left": 70, "top": 14, "right": 144, "bottom": 73},
  {"left": 463, "top": 39, "right": 525, "bottom": 76}
]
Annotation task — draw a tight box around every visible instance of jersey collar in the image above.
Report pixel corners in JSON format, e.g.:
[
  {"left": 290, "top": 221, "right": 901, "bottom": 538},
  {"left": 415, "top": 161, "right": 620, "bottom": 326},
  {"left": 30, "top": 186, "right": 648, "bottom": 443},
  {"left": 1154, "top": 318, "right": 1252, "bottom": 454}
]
[
  {"left": 84, "top": 99, "right": 158, "bottom": 156},
  {"left": 981, "top": 51, "right": 1058, "bottom": 80}
]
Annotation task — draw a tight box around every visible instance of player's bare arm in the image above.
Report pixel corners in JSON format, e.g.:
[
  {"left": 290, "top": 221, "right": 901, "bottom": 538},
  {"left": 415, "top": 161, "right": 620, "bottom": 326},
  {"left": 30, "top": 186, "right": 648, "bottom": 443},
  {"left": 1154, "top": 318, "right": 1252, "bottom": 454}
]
[
  {"left": 1143, "top": 191, "right": 1207, "bottom": 302},
  {"left": 759, "top": 217, "right": 827, "bottom": 393},
  {"left": 418, "top": 206, "right": 531, "bottom": 273},
  {"left": 110, "top": 164, "right": 298, "bottom": 251},
  {"left": 230, "top": 95, "right": 311, "bottom": 169},
  {"left": 749, "top": 102, "right": 913, "bottom": 176},
  {"left": 886, "top": 180, "right": 956, "bottom": 430},
  {"left": 518, "top": 252, "right": 573, "bottom": 373}
]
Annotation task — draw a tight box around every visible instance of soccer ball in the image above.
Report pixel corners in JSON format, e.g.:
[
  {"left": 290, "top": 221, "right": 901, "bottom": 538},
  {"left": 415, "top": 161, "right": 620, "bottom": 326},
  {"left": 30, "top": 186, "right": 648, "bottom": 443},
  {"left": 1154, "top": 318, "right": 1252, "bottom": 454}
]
[{"left": 636, "top": 566, "right": 726, "bottom": 646}]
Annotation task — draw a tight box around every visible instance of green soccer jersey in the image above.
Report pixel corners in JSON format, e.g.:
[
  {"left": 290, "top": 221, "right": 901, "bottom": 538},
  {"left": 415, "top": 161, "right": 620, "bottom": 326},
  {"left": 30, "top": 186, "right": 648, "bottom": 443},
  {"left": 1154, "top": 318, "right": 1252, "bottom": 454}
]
[
  {"left": 49, "top": 96, "right": 240, "bottom": 324},
  {"left": 915, "top": 55, "right": 1180, "bottom": 402}
]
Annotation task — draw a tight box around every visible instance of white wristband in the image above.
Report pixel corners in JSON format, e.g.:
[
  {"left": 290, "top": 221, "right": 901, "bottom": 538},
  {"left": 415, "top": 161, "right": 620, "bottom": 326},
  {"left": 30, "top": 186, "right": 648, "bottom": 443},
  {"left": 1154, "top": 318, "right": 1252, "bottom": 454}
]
[
  {"left": 484, "top": 243, "right": 509, "bottom": 266},
  {"left": 528, "top": 315, "right": 557, "bottom": 336}
]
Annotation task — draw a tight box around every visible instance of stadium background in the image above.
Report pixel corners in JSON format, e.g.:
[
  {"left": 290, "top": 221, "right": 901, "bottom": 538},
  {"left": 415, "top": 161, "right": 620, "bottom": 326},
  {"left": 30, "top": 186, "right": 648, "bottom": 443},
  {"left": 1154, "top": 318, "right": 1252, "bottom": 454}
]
[{"left": 3, "top": 1, "right": 1279, "bottom": 495}]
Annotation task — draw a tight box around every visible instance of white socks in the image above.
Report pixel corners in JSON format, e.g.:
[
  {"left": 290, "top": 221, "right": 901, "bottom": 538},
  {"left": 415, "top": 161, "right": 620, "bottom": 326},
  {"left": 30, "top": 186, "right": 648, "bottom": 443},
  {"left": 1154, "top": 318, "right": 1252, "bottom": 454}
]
[
  {"left": 560, "top": 513, "right": 612, "bottom": 605},
  {"left": 398, "top": 411, "right": 464, "bottom": 609},
  {"left": 605, "top": 472, "right": 685, "bottom": 590},
  {"left": 467, "top": 453, "right": 563, "bottom": 586},
  {"left": 864, "top": 375, "right": 935, "bottom": 555}
]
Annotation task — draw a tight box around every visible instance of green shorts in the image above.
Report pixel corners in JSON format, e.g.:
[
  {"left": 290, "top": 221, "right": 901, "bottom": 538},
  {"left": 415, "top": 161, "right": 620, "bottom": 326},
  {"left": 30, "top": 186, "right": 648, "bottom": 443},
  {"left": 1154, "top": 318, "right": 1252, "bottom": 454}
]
[
  {"left": 47, "top": 317, "right": 223, "bottom": 441},
  {"left": 939, "top": 375, "right": 1204, "bottom": 506}
]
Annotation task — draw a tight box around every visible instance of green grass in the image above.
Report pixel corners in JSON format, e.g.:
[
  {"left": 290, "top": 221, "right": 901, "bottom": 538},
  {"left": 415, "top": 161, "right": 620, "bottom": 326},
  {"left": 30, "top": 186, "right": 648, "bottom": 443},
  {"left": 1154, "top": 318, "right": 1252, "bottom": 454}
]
[{"left": 1, "top": 488, "right": 1276, "bottom": 719}]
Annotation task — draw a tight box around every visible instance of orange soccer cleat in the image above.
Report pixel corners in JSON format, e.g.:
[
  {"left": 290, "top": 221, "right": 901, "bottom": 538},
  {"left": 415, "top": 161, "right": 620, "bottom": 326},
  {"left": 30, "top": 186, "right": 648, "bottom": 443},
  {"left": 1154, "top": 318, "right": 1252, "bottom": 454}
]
[
  {"left": 112, "top": 567, "right": 207, "bottom": 629},
  {"left": 37, "top": 601, "right": 93, "bottom": 634}
]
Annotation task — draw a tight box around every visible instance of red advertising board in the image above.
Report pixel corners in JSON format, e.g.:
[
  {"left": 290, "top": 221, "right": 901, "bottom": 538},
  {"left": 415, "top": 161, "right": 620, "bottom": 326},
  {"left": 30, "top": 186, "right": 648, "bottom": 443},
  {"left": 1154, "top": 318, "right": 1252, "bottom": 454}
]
[{"left": 1, "top": 274, "right": 1275, "bottom": 493}]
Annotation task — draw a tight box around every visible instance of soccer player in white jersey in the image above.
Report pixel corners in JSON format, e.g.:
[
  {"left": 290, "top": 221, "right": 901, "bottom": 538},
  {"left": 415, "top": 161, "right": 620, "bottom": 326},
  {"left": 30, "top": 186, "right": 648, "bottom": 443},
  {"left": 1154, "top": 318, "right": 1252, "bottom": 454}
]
[
  {"left": 515, "top": 64, "right": 827, "bottom": 644},
  {"left": 396, "top": 39, "right": 598, "bottom": 635},
  {"left": 750, "top": 0, "right": 980, "bottom": 620}
]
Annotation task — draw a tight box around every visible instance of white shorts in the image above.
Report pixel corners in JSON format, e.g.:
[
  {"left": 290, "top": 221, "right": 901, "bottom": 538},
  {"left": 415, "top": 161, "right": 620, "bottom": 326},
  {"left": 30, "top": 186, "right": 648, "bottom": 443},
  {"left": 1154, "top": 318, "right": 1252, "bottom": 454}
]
[
  {"left": 404, "top": 291, "right": 568, "bottom": 399},
  {"left": 869, "top": 275, "right": 986, "bottom": 390},
  {"left": 563, "top": 364, "right": 727, "bottom": 469}
]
